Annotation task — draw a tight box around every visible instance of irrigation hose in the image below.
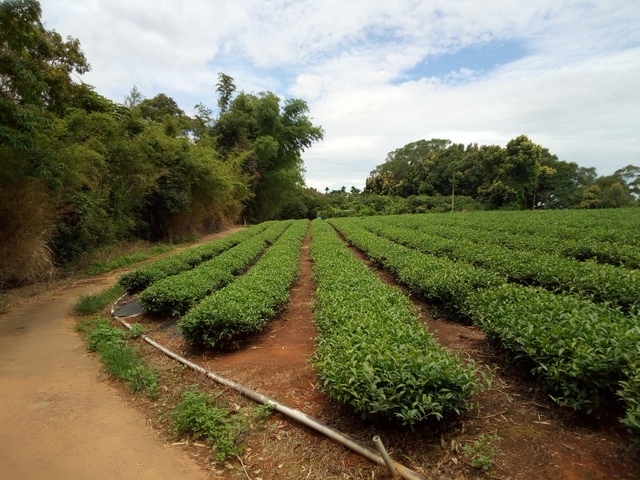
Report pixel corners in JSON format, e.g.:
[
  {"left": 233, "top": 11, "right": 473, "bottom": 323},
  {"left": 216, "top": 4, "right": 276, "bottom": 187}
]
[{"left": 111, "top": 296, "right": 428, "bottom": 480}]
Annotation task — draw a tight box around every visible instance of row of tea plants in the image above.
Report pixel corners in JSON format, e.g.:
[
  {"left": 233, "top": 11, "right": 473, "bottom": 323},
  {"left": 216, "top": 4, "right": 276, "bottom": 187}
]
[
  {"left": 179, "top": 220, "right": 308, "bottom": 349},
  {"left": 377, "top": 209, "right": 640, "bottom": 268},
  {"left": 329, "top": 216, "right": 639, "bottom": 437},
  {"left": 118, "top": 222, "right": 271, "bottom": 292},
  {"left": 357, "top": 217, "right": 639, "bottom": 311},
  {"left": 138, "top": 221, "right": 292, "bottom": 316},
  {"left": 309, "top": 219, "right": 479, "bottom": 425}
]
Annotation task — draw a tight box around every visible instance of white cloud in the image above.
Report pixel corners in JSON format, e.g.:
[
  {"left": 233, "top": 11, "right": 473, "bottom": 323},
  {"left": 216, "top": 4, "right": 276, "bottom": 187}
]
[{"left": 40, "top": 0, "right": 640, "bottom": 190}]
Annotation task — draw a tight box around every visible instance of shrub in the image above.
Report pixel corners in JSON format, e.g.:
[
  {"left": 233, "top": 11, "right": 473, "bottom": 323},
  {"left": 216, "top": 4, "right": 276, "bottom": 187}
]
[
  {"left": 309, "top": 220, "right": 479, "bottom": 425},
  {"left": 179, "top": 220, "right": 307, "bottom": 348},
  {"left": 139, "top": 221, "right": 293, "bottom": 316}
]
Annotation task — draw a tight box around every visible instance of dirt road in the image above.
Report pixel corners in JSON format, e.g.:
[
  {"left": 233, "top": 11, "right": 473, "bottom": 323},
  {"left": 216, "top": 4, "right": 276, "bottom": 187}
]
[{"left": 0, "top": 275, "right": 206, "bottom": 480}]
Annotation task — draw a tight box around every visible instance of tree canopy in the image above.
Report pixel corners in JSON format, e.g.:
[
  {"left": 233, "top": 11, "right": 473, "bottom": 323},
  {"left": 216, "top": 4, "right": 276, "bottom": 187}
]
[
  {"left": 364, "top": 136, "right": 638, "bottom": 210},
  {"left": 0, "top": 1, "right": 323, "bottom": 285}
]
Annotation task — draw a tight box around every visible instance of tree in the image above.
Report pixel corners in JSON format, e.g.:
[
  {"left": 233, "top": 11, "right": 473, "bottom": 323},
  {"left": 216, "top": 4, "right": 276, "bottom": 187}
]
[
  {"left": 365, "top": 139, "right": 451, "bottom": 196},
  {"left": 614, "top": 164, "right": 640, "bottom": 200},
  {"left": 212, "top": 76, "right": 324, "bottom": 221},
  {"left": 124, "top": 85, "right": 144, "bottom": 107},
  {"left": 0, "top": 0, "right": 89, "bottom": 182},
  {"left": 216, "top": 73, "right": 236, "bottom": 114}
]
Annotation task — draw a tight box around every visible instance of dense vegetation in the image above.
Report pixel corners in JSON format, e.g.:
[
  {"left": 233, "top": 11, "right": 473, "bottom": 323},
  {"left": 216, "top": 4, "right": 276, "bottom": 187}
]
[
  {"left": 119, "top": 209, "right": 639, "bottom": 438},
  {"left": 330, "top": 210, "right": 640, "bottom": 437},
  {"left": 309, "top": 219, "right": 479, "bottom": 424},
  {"left": 364, "top": 137, "right": 639, "bottom": 210},
  {"left": 0, "top": 0, "right": 322, "bottom": 287},
  {"left": 2, "top": 0, "right": 638, "bottom": 291}
]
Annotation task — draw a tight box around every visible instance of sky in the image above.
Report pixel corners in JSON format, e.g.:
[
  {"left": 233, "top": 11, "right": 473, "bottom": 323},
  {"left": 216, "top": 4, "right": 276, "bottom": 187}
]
[{"left": 40, "top": 0, "right": 640, "bottom": 192}]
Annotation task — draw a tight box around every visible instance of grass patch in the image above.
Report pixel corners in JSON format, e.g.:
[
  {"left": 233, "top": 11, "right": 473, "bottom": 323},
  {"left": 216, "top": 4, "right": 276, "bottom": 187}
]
[
  {"left": 173, "top": 390, "right": 271, "bottom": 462},
  {"left": 86, "top": 244, "right": 173, "bottom": 275},
  {"left": 78, "top": 315, "right": 158, "bottom": 398},
  {"left": 73, "top": 284, "right": 124, "bottom": 316}
]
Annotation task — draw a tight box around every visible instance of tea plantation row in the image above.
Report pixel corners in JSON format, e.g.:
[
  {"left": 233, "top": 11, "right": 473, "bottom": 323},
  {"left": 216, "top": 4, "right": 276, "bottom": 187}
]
[
  {"left": 329, "top": 216, "right": 639, "bottom": 436},
  {"left": 118, "top": 212, "right": 639, "bottom": 437}
]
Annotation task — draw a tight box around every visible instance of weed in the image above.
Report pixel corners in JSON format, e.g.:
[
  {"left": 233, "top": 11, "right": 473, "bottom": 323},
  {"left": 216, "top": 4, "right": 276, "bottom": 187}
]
[
  {"left": 150, "top": 244, "right": 173, "bottom": 255},
  {"left": 173, "top": 390, "right": 248, "bottom": 462},
  {"left": 73, "top": 285, "right": 123, "bottom": 316},
  {"left": 478, "top": 364, "right": 499, "bottom": 392},
  {"left": 127, "top": 323, "right": 146, "bottom": 339},
  {"left": 79, "top": 315, "right": 158, "bottom": 398},
  {"left": 462, "top": 433, "right": 502, "bottom": 472},
  {"left": 252, "top": 403, "right": 275, "bottom": 422},
  {"left": 86, "top": 317, "right": 125, "bottom": 352},
  {"left": 99, "top": 344, "right": 158, "bottom": 397},
  {"left": 85, "top": 244, "right": 173, "bottom": 276}
]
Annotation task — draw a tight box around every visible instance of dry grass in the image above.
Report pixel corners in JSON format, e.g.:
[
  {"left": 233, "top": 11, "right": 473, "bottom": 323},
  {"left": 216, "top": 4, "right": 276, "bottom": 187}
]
[{"left": 0, "top": 180, "right": 56, "bottom": 288}]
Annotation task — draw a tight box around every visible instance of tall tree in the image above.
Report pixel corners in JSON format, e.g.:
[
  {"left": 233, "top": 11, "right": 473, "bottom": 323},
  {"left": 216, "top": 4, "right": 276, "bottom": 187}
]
[
  {"left": 0, "top": 0, "right": 89, "bottom": 184},
  {"left": 614, "top": 164, "right": 640, "bottom": 200},
  {"left": 212, "top": 76, "right": 323, "bottom": 221}
]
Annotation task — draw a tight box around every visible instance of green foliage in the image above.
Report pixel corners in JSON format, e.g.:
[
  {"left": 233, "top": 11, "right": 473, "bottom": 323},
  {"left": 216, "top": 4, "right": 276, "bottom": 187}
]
[
  {"left": 81, "top": 316, "right": 157, "bottom": 397},
  {"left": 314, "top": 191, "right": 483, "bottom": 219},
  {"left": 119, "top": 224, "right": 267, "bottom": 293},
  {"left": 462, "top": 434, "right": 502, "bottom": 471},
  {"left": 329, "top": 218, "right": 503, "bottom": 319},
  {"left": 1, "top": 7, "right": 326, "bottom": 289},
  {"left": 329, "top": 210, "right": 640, "bottom": 434},
  {"left": 127, "top": 323, "right": 146, "bottom": 339},
  {"left": 212, "top": 82, "right": 324, "bottom": 222},
  {"left": 100, "top": 343, "right": 158, "bottom": 396},
  {"left": 357, "top": 214, "right": 640, "bottom": 312},
  {"left": 0, "top": 0, "right": 89, "bottom": 157},
  {"left": 466, "top": 284, "right": 639, "bottom": 413},
  {"left": 85, "top": 316, "right": 126, "bottom": 352},
  {"left": 86, "top": 252, "right": 149, "bottom": 275},
  {"left": 179, "top": 220, "right": 308, "bottom": 348},
  {"left": 172, "top": 391, "right": 244, "bottom": 462},
  {"left": 364, "top": 136, "right": 637, "bottom": 210},
  {"left": 309, "top": 220, "right": 479, "bottom": 425},
  {"left": 73, "top": 284, "right": 124, "bottom": 316},
  {"left": 140, "top": 221, "right": 292, "bottom": 316},
  {"left": 619, "top": 366, "right": 640, "bottom": 441}
]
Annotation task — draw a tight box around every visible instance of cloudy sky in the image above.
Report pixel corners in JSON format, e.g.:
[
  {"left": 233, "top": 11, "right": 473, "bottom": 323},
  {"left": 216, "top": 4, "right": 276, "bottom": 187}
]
[{"left": 40, "top": 0, "right": 640, "bottom": 191}]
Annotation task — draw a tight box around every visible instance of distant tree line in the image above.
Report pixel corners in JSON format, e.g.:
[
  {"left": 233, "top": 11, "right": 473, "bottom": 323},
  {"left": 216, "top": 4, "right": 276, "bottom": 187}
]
[
  {"left": 363, "top": 137, "right": 639, "bottom": 210},
  {"left": 0, "top": 0, "right": 322, "bottom": 286},
  {"left": 292, "top": 136, "right": 639, "bottom": 219}
]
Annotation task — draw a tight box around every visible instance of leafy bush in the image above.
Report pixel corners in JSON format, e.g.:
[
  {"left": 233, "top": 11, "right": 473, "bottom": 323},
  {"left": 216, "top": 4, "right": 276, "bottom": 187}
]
[
  {"left": 179, "top": 220, "right": 308, "bottom": 348},
  {"left": 465, "top": 284, "right": 640, "bottom": 413},
  {"left": 309, "top": 220, "right": 479, "bottom": 425},
  {"left": 138, "top": 221, "right": 293, "bottom": 316},
  {"left": 329, "top": 218, "right": 502, "bottom": 318},
  {"left": 173, "top": 391, "right": 246, "bottom": 462},
  {"left": 118, "top": 223, "right": 270, "bottom": 293},
  {"left": 619, "top": 365, "right": 640, "bottom": 441}
]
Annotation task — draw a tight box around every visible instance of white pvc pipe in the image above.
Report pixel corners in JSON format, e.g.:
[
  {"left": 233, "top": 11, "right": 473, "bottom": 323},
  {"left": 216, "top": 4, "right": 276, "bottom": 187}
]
[
  {"left": 111, "top": 297, "right": 428, "bottom": 480},
  {"left": 373, "top": 435, "right": 398, "bottom": 477}
]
